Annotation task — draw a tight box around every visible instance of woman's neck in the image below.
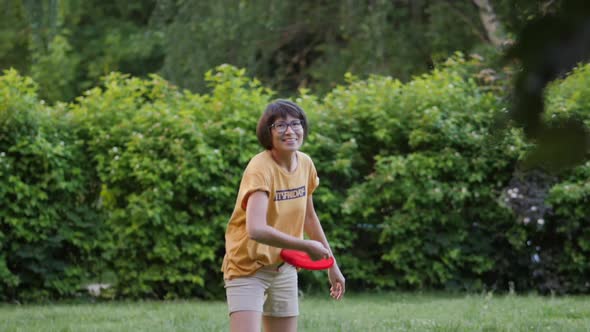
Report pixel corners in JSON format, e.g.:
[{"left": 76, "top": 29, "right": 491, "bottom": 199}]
[{"left": 270, "top": 149, "right": 298, "bottom": 172}]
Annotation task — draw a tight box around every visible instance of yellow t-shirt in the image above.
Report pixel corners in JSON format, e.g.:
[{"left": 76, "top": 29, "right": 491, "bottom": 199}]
[{"left": 221, "top": 150, "right": 319, "bottom": 280}]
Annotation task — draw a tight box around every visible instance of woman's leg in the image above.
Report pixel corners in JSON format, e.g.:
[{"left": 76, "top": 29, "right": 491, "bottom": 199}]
[
  {"left": 262, "top": 315, "right": 297, "bottom": 332},
  {"left": 230, "top": 311, "right": 262, "bottom": 332},
  {"left": 262, "top": 264, "right": 299, "bottom": 332},
  {"left": 225, "top": 272, "right": 271, "bottom": 332}
]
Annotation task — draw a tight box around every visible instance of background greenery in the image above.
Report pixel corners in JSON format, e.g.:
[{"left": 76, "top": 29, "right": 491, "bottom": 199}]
[
  {"left": 1, "top": 0, "right": 546, "bottom": 102},
  {"left": 1, "top": 0, "right": 589, "bottom": 302},
  {"left": 1, "top": 56, "right": 589, "bottom": 301}
]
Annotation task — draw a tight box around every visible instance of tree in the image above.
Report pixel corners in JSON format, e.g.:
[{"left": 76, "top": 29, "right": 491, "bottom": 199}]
[
  {"left": 0, "top": 0, "right": 30, "bottom": 73},
  {"left": 152, "top": 0, "right": 488, "bottom": 94},
  {"left": 472, "top": 0, "right": 508, "bottom": 47},
  {"left": 1, "top": 0, "right": 161, "bottom": 103}
]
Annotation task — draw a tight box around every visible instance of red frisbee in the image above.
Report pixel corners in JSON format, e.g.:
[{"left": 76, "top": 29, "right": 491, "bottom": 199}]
[{"left": 280, "top": 249, "right": 334, "bottom": 270}]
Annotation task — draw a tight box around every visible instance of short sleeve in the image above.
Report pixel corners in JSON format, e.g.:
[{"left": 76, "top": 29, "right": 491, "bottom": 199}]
[{"left": 239, "top": 166, "right": 270, "bottom": 210}]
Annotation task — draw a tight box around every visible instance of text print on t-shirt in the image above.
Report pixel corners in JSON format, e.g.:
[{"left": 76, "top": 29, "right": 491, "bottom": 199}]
[{"left": 274, "top": 186, "right": 306, "bottom": 201}]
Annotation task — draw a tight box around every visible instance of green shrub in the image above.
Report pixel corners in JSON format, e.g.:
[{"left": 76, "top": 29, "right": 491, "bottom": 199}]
[
  {"left": 522, "top": 64, "right": 590, "bottom": 294},
  {"left": 2, "top": 59, "right": 589, "bottom": 301},
  {"left": 0, "top": 69, "right": 101, "bottom": 301},
  {"left": 322, "top": 60, "right": 527, "bottom": 291},
  {"left": 67, "top": 66, "right": 272, "bottom": 299}
]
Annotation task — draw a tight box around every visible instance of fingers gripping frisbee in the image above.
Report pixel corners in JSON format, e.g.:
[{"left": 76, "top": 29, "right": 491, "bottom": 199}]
[{"left": 280, "top": 249, "right": 334, "bottom": 270}]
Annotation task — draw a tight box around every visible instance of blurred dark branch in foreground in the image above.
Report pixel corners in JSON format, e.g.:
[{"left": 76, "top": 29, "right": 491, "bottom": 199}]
[{"left": 506, "top": 0, "right": 590, "bottom": 171}]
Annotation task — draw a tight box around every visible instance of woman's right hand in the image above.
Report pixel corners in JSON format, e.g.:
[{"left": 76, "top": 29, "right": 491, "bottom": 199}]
[{"left": 305, "top": 240, "right": 330, "bottom": 261}]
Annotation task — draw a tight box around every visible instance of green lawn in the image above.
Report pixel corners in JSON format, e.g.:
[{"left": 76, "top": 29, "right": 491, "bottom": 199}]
[{"left": 1, "top": 292, "right": 589, "bottom": 331}]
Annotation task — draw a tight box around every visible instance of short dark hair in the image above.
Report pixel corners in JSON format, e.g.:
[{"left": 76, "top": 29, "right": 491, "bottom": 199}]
[{"left": 256, "top": 99, "right": 309, "bottom": 150}]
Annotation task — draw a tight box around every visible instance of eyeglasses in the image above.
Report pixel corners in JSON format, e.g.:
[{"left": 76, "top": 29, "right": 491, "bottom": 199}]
[{"left": 269, "top": 120, "right": 304, "bottom": 134}]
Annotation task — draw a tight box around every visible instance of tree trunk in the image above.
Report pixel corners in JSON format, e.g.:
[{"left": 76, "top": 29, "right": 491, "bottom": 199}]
[{"left": 472, "top": 0, "right": 507, "bottom": 47}]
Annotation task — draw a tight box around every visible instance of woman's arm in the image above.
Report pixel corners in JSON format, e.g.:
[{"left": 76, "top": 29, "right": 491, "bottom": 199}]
[
  {"left": 303, "top": 195, "right": 334, "bottom": 257},
  {"left": 304, "top": 195, "right": 346, "bottom": 300},
  {"left": 246, "top": 191, "right": 329, "bottom": 258}
]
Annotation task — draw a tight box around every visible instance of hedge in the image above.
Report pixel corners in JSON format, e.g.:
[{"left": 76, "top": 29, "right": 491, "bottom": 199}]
[
  {"left": 0, "top": 69, "right": 102, "bottom": 301},
  {"left": 1, "top": 57, "right": 589, "bottom": 301}
]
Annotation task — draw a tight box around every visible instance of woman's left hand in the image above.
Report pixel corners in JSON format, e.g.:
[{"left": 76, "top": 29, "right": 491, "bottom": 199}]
[{"left": 328, "top": 264, "right": 345, "bottom": 300}]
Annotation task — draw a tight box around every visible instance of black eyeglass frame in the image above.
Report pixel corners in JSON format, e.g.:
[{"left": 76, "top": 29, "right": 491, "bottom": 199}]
[{"left": 269, "top": 120, "right": 305, "bottom": 133}]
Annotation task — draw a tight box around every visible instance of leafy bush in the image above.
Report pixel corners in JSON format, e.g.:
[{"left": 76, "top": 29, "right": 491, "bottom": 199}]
[
  {"left": 306, "top": 58, "right": 524, "bottom": 291},
  {"left": 0, "top": 69, "right": 101, "bottom": 301},
  {"left": 66, "top": 66, "right": 272, "bottom": 299},
  {"left": 523, "top": 64, "right": 590, "bottom": 294},
  {"left": 1, "top": 59, "right": 590, "bottom": 301}
]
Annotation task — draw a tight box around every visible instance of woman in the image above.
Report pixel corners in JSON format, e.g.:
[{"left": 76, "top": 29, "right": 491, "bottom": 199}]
[{"left": 221, "top": 99, "right": 345, "bottom": 332}]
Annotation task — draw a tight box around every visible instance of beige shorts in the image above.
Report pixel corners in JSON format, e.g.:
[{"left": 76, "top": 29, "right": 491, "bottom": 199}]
[{"left": 224, "top": 263, "right": 298, "bottom": 317}]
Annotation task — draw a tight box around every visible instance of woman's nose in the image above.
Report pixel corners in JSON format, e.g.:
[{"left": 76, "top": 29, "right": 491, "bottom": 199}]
[{"left": 284, "top": 125, "right": 295, "bottom": 134}]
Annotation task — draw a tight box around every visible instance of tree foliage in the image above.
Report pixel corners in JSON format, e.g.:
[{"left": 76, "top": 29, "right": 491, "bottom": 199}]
[{"left": 0, "top": 0, "right": 556, "bottom": 103}]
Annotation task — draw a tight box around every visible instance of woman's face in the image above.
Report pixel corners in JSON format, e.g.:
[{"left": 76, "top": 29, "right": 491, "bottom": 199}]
[{"left": 270, "top": 114, "right": 304, "bottom": 153}]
